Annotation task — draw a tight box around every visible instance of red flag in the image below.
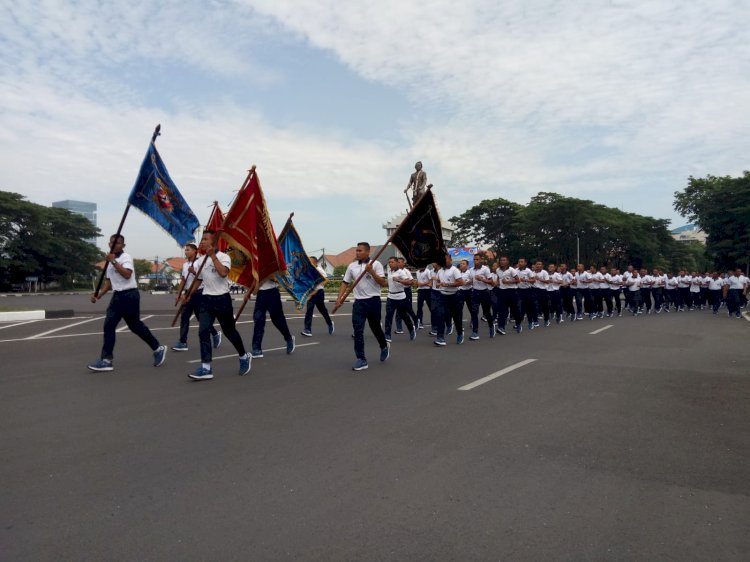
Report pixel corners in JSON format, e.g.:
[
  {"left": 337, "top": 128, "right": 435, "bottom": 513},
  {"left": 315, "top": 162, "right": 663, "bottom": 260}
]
[
  {"left": 203, "top": 202, "right": 228, "bottom": 253},
  {"left": 219, "top": 167, "right": 286, "bottom": 294}
]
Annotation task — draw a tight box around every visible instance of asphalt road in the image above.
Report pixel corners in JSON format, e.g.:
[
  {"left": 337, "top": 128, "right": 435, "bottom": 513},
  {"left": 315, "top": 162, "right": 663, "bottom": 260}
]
[{"left": 1, "top": 295, "right": 749, "bottom": 561}]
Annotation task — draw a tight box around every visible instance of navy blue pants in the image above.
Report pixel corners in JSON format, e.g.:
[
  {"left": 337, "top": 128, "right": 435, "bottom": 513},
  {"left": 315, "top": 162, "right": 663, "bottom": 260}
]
[
  {"left": 252, "top": 288, "right": 292, "bottom": 351},
  {"left": 518, "top": 289, "right": 536, "bottom": 323},
  {"left": 494, "top": 288, "right": 521, "bottom": 328},
  {"left": 352, "top": 296, "right": 387, "bottom": 360},
  {"left": 179, "top": 291, "right": 217, "bottom": 344},
  {"left": 199, "top": 293, "right": 246, "bottom": 363},
  {"left": 385, "top": 297, "right": 414, "bottom": 336},
  {"left": 433, "top": 292, "right": 463, "bottom": 338},
  {"left": 101, "top": 289, "right": 159, "bottom": 360},
  {"left": 304, "top": 289, "right": 332, "bottom": 332},
  {"left": 395, "top": 287, "right": 418, "bottom": 330},
  {"left": 470, "top": 289, "right": 492, "bottom": 332},
  {"left": 416, "top": 289, "right": 431, "bottom": 324}
]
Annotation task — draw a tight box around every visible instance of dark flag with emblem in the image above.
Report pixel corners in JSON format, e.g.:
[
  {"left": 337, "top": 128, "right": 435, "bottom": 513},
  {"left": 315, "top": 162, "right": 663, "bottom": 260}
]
[
  {"left": 219, "top": 167, "right": 286, "bottom": 294},
  {"left": 275, "top": 215, "right": 325, "bottom": 310},
  {"left": 391, "top": 189, "right": 446, "bottom": 267},
  {"left": 127, "top": 143, "right": 200, "bottom": 246}
]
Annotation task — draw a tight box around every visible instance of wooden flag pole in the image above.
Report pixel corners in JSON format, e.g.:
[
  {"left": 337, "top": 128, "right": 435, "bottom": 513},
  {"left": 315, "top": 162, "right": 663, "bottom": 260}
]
[
  {"left": 331, "top": 186, "right": 434, "bottom": 314},
  {"left": 93, "top": 124, "right": 160, "bottom": 298}
]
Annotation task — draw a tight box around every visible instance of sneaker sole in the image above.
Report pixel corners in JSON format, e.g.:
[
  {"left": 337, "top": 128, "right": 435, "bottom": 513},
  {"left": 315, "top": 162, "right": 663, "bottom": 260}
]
[
  {"left": 188, "top": 374, "right": 214, "bottom": 380},
  {"left": 353, "top": 364, "right": 369, "bottom": 371},
  {"left": 172, "top": 347, "right": 189, "bottom": 352},
  {"left": 88, "top": 366, "right": 113, "bottom": 372}
]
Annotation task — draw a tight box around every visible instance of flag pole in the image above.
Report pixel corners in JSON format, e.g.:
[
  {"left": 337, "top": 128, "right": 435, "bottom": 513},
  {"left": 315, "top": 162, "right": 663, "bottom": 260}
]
[
  {"left": 331, "top": 186, "right": 435, "bottom": 314},
  {"left": 233, "top": 211, "right": 295, "bottom": 322},
  {"left": 93, "top": 124, "right": 161, "bottom": 298}
]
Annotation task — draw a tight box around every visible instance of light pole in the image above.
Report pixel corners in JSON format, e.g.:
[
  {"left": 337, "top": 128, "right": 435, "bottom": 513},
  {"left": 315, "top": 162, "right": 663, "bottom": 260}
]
[{"left": 576, "top": 235, "right": 580, "bottom": 266}]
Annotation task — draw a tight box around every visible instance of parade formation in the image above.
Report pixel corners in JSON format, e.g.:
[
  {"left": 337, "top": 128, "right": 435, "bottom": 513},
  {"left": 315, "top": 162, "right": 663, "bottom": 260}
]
[{"left": 85, "top": 129, "right": 749, "bottom": 377}]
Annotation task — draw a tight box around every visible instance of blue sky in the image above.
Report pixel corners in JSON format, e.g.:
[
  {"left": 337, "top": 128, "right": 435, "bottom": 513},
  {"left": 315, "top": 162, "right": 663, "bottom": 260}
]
[{"left": 1, "top": 0, "right": 748, "bottom": 261}]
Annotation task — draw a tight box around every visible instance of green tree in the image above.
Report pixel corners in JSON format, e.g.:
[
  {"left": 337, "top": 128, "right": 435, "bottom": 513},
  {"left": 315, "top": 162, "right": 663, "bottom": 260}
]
[
  {"left": 333, "top": 265, "right": 347, "bottom": 277},
  {"left": 0, "top": 191, "right": 101, "bottom": 289},
  {"left": 134, "top": 259, "right": 154, "bottom": 280},
  {"left": 450, "top": 198, "right": 522, "bottom": 256},
  {"left": 674, "top": 172, "right": 750, "bottom": 269}
]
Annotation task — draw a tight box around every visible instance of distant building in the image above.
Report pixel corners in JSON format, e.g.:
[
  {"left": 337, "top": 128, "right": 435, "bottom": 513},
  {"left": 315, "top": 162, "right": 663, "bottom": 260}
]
[
  {"left": 670, "top": 224, "right": 706, "bottom": 244},
  {"left": 52, "top": 200, "right": 97, "bottom": 244}
]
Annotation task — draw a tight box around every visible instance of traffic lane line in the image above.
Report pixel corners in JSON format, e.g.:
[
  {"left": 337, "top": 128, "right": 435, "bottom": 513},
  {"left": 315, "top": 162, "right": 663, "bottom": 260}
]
[
  {"left": 0, "top": 319, "right": 42, "bottom": 331},
  {"left": 24, "top": 316, "right": 105, "bottom": 339},
  {"left": 458, "top": 358, "right": 538, "bottom": 391},
  {"left": 589, "top": 324, "right": 613, "bottom": 335}
]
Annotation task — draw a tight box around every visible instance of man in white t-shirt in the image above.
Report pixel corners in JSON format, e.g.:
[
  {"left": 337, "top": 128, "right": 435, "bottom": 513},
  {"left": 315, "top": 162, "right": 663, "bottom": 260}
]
[
  {"left": 547, "top": 264, "right": 563, "bottom": 323},
  {"left": 394, "top": 258, "right": 418, "bottom": 333},
  {"left": 469, "top": 254, "right": 494, "bottom": 340},
  {"left": 495, "top": 256, "right": 522, "bottom": 334},
  {"left": 301, "top": 256, "right": 334, "bottom": 337},
  {"left": 384, "top": 257, "right": 416, "bottom": 342},
  {"left": 708, "top": 272, "right": 725, "bottom": 314},
  {"left": 336, "top": 242, "right": 389, "bottom": 371},
  {"left": 88, "top": 234, "right": 167, "bottom": 372},
  {"left": 434, "top": 253, "right": 465, "bottom": 346},
  {"left": 724, "top": 268, "right": 747, "bottom": 318},
  {"left": 188, "top": 230, "right": 251, "bottom": 380},
  {"left": 626, "top": 270, "right": 642, "bottom": 315},
  {"left": 532, "top": 260, "right": 550, "bottom": 326},
  {"left": 172, "top": 243, "right": 221, "bottom": 352},
  {"left": 415, "top": 265, "right": 433, "bottom": 330}
]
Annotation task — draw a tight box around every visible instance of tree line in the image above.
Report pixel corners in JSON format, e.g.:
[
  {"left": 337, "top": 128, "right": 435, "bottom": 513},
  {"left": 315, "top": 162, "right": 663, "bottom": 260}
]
[
  {"left": 0, "top": 191, "right": 101, "bottom": 290},
  {"left": 449, "top": 191, "right": 711, "bottom": 271}
]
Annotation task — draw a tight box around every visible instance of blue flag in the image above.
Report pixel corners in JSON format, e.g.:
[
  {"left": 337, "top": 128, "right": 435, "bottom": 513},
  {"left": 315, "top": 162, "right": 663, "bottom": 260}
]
[
  {"left": 275, "top": 220, "right": 325, "bottom": 310},
  {"left": 127, "top": 143, "right": 200, "bottom": 246}
]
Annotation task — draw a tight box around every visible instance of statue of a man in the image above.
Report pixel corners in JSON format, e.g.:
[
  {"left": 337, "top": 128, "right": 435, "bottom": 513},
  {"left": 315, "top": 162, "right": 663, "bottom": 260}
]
[{"left": 404, "top": 161, "right": 427, "bottom": 205}]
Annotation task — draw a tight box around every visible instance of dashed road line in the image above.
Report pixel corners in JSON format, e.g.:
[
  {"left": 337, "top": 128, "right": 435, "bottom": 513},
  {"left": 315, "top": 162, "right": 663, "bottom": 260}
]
[
  {"left": 458, "top": 358, "right": 537, "bottom": 391},
  {"left": 589, "top": 324, "right": 613, "bottom": 335}
]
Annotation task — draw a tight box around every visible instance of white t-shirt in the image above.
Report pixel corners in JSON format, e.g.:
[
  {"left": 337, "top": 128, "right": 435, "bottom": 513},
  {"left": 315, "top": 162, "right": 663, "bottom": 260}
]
[
  {"left": 677, "top": 275, "right": 691, "bottom": 289},
  {"left": 470, "top": 265, "right": 492, "bottom": 290},
  {"left": 627, "top": 276, "right": 641, "bottom": 292},
  {"left": 106, "top": 252, "right": 137, "bottom": 291},
  {"left": 666, "top": 277, "right": 678, "bottom": 290},
  {"left": 312, "top": 265, "right": 328, "bottom": 292},
  {"left": 591, "top": 272, "right": 604, "bottom": 290},
  {"left": 417, "top": 269, "right": 432, "bottom": 290},
  {"left": 517, "top": 267, "right": 534, "bottom": 289},
  {"left": 459, "top": 269, "right": 472, "bottom": 291},
  {"left": 496, "top": 266, "right": 518, "bottom": 289},
  {"left": 343, "top": 259, "right": 385, "bottom": 299},
  {"left": 437, "top": 266, "right": 462, "bottom": 295},
  {"left": 608, "top": 274, "right": 622, "bottom": 290},
  {"left": 641, "top": 275, "right": 653, "bottom": 288},
  {"left": 560, "top": 271, "right": 574, "bottom": 287},
  {"left": 727, "top": 275, "right": 745, "bottom": 290},
  {"left": 708, "top": 277, "right": 725, "bottom": 291},
  {"left": 196, "top": 253, "right": 232, "bottom": 295},
  {"left": 533, "top": 269, "right": 549, "bottom": 290},
  {"left": 547, "top": 272, "right": 562, "bottom": 291},
  {"left": 575, "top": 271, "right": 592, "bottom": 289},
  {"left": 387, "top": 268, "right": 410, "bottom": 300}
]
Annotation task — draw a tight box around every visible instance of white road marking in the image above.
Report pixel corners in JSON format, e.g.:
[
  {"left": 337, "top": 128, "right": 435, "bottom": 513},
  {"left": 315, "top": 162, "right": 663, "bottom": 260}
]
[
  {"left": 0, "top": 319, "right": 41, "bottom": 330},
  {"left": 187, "top": 341, "right": 320, "bottom": 363},
  {"left": 117, "top": 315, "right": 153, "bottom": 332},
  {"left": 589, "top": 324, "right": 613, "bottom": 335},
  {"left": 458, "top": 358, "right": 538, "bottom": 391},
  {"left": 0, "top": 313, "right": 353, "bottom": 344},
  {"left": 25, "top": 316, "right": 104, "bottom": 339}
]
